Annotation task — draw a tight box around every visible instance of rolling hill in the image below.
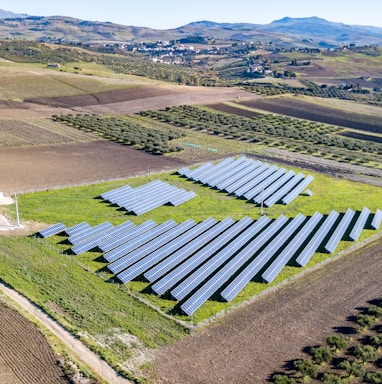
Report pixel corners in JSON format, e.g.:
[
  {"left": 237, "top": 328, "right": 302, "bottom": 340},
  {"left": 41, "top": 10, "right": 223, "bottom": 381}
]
[{"left": 0, "top": 10, "right": 382, "bottom": 47}]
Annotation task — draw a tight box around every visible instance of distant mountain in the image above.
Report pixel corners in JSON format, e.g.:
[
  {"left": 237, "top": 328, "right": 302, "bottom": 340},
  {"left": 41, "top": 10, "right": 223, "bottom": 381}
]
[
  {"left": 0, "top": 10, "right": 381, "bottom": 47},
  {"left": 0, "top": 9, "right": 29, "bottom": 19}
]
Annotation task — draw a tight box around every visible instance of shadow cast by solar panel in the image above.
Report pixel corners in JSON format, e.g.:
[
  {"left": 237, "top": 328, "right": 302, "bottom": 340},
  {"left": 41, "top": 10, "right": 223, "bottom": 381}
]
[
  {"left": 316, "top": 213, "right": 343, "bottom": 253},
  {"left": 342, "top": 210, "right": 361, "bottom": 241},
  {"left": 365, "top": 214, "right": 377, "bottom": 230}
]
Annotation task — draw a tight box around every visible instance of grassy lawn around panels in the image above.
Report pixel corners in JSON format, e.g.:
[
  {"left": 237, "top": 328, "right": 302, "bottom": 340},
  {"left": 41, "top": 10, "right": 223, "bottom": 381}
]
[{"left": 5, "top": 162, "right": 380, "bottom": 326}]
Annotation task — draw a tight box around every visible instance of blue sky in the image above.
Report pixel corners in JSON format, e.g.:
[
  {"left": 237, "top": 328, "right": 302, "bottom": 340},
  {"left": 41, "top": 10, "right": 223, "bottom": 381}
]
[{"left": 2, "top": 0, "right": 382, "bottom": 29}]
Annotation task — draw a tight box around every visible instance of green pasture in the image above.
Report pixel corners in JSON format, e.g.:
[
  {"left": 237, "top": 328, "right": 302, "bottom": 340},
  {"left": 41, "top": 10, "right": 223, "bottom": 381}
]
[{"left": 6, "top": 163, "right": 381, "bottom": 327}]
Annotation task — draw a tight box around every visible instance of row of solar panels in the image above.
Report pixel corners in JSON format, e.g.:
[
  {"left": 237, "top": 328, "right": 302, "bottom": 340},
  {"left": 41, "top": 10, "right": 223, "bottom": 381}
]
[
  {"left": 178, "top": 156, "right": 314, "bottom": 207},
  {"left": 37, "top": 207, "right": 382, "bottom": 316},
  {"left": 100, "top": 179, "right": 196, "bottom": 215}
]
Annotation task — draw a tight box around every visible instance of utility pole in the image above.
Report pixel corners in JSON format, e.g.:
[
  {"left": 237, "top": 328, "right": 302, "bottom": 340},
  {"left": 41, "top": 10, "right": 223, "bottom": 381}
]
[{"left": 14, "top": 193, "right": 21, "bottom": 227}]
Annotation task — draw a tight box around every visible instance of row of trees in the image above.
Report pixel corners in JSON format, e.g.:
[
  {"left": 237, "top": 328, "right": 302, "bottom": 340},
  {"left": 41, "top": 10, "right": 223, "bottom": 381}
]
[
  {"left": 52, "top": 114, "right": 185, "bottom": 154},
  {"left": 272, "top": 298, "right": 382, "bottom": 384},
  {"left": 140, "top": 105, "right": 382, "bottom": 156}
]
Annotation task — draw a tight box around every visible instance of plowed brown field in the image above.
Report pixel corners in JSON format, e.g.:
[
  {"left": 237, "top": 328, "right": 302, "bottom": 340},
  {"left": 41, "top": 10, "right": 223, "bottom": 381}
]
[{"left": 0, "top": 303, "right": 68, "bottom": 384}]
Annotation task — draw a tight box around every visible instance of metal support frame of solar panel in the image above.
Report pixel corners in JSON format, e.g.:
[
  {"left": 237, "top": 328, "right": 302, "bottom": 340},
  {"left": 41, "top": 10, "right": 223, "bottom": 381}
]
[
  {"left": 180, "top": 215, "right": 272, "bottom": 315},
  {"left": 68, "top": 222, "right": 114, "bottom": 245},
  {"left": 295, "top": 210, "right": 339, "bottom": 267},
  {"left": 252, "top": 170, "right": 295, "bottom": 204},
  {"left": 262, "top": 212, "right": 323, "bottom": 283},
  {"left": 72, "top": 225, "right": 118, "bottom": 255},
  {"left": 221, "top": 214, "right": 305, "bottom": 302},
  {"left": 38, "top": 222, "right": 67, "bottom": 238},
  {"left": 111, "top": 220, "right": 195, "bottom": 277},
  {"left": 192, "top": 157, "right": 235, "bottom": 183},
  {"left": 234, "top": 165, "right": 279, "bottom": 197},
  {"left": 151, "top": 218, "right": 235, "bottom": 295},
  {"left": 324, "top": 208, "right": 355, "bottom": 253},
  {"left": 215, "top": 160, "right": 260, "bottom": 191},
  {"left": 206, "top": 157, "right": 252, "bottom": 188},
  {"left": 106, "top": 219, "right": 177, "bottom": 266},
  {"left": 144, "top": 217, "right": 218, "bottom": 282},
  {"left": 263, "top": 173, "right": 305, "bottom": 208},
  {"left": 171, "top": 216, "right": 254, "bottom": 301},
  {"left": 349, "top": 207, "right": 370, "bottom": 241},
  {"left": 65, "top": 222, "right": 91, "bottom": 236},
  {"left": 282, "top": 174, "right": 314, "bottom": 205},
  {"left": 100, "top": 220, "right": 157, "bottom": 253},
  {"left": 116, "top": 219, "right": 198, "bottom": 283},
  {"left": 225, "top": 162, "right": 270, "bottom": 194},
  {"left": 243, "top": 167, "right": 287, "bottom": 201},
  {"left": 202, "top": 156, "right": 248, "bottom": 187},
  {"left": 371, "top": 208, "right": 382, "bottom": 230}
]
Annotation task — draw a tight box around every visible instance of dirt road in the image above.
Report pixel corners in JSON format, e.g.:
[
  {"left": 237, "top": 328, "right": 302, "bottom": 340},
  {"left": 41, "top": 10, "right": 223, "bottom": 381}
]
[{"left": 0, "top": 282, "right": 130, "bottom": 384}]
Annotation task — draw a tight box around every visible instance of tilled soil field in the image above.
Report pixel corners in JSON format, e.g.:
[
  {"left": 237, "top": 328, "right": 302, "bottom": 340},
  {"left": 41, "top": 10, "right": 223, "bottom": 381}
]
[
  {"left": 0, "top": 140, "right": 187, "bottom": 194},
  {"left": 0, "top": 302, "right": 69, "bottom": 384},
  {"left": 236, "top": 98, "right": 382, "bottom": 133},
  {"left": 150, "top": 236, "right": 382, "bottom": 384}
]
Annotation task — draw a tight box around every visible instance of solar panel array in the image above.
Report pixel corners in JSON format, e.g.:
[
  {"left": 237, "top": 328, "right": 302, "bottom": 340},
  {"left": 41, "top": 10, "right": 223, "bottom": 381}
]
[
  {"left": 178, "top": 156, "right": 314, "bottom": 207},
  {"left": 100, "top": 179, "right": 196, "bottom": 215},
  {"left": 37, "top": 206, "right": 380, "bottom": 315}
]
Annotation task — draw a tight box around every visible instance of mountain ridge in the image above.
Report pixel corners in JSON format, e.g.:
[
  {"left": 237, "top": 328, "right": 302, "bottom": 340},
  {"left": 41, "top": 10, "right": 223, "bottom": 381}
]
[{"left": 0, "top": 10, "right": 381, "bottom": 47}]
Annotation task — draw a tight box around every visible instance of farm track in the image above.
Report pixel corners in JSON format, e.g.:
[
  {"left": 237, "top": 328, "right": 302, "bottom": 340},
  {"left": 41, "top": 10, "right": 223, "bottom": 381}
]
[{"left": 150, "top": 235, "right": 382, "bottom": 384}]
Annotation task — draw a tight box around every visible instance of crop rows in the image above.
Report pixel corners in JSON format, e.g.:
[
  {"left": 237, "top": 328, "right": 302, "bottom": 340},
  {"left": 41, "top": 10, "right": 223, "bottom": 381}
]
[
  {"left": 0, "top": 119, "right": 97, "bottom": 148},
  {"left": 53, "top": 114, "right": 185, "bottom": 154},
  {"left": 140, "top": 105, "right": 382, "bottom": 157}
]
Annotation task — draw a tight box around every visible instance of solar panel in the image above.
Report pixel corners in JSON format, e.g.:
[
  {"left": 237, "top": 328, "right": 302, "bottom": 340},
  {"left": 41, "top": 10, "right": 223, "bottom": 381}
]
[
  {"left": 194, "top": 157, "right": 235, "bottom": 184},
  {"left": 38, "top": 222, "right": 66, "bottom": 238},
  {"left": 234, "top": 165, "right": 278, "bottom": 197},
  {"left": 263, "top": 173, "right": 305, "bottom": 208},
  {"left": 183, "top": 162, "right": 214, "bottom": 179},
  {"left": 262, "top": 212, "right": 323, "bottom": 283},
  {"left": 215, "top": 160, "right": 261, "bottom": 191},
  {"left": 65, "top": 222, "right": 91, "bottom": 236},
  {"left": 99, "top": 220, "right": 156, "bottom": 253},
  {"left": 204, "top": 156, "right": 248, "bottom": 187},
  {"left": 170, "top": 216, "right": 254, "bottom": 301},
  {"left": 144, "top": 217, "right": 218, "bottom": 282},
  {"left": 252, "top": 170, "right": 295, "bottom": 204},
  {"left": 100, "top": 184, "right": 133, "bottom": 201},
  {"left": 324, "top": 208, "right": 355, "bottom": 253},
  {"left": 225, "top": 163, "right": 270, "bottom": 194},
  {"left": 68, "top": 222, "right": 114, "bottom": 245},
  {"left": 295, "top": 210, "right": 339, "bottom": 267},
  {"left": 169, "top": 191, "right": 196, "bottom": 206},
  {"left": 349, "top": 207, "right": 370, "bottom": 241},
  {"left": 106, "top": 219, "right": 177, "bottom": 266},
  {"left": 151, "top": 217, "right": 235, "bottom": 295},
  {"left": 281, "top": 175, "right": 314, "bottom": 205},
  {"left": 221, "top": 214, "right": 304, "bottom": 302},
  {"left": 243, "top": 167, "right": 286, "bottom": 201},
  {"left": 371, "top": 209, "right": 382, "bottom": 230},
  {"left": 116, "top": 220, "right": 210, "bottom": 284},
  {"left": 71, "top": 225, "right": 117, "bottom": 255},
  {"left": 115, "top": 220, "right": 197, "bottom": 281},
  {"left": 180, "top": 215, "right": 272, "bottom": 315}
]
